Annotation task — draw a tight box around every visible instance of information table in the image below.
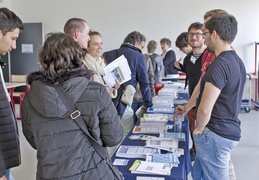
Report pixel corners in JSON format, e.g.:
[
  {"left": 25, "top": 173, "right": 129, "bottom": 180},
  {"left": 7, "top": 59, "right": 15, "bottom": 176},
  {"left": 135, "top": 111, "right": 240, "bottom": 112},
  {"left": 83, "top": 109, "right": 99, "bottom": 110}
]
[{"left": 112, "top": 89, "right": 192, "bottom": 179}]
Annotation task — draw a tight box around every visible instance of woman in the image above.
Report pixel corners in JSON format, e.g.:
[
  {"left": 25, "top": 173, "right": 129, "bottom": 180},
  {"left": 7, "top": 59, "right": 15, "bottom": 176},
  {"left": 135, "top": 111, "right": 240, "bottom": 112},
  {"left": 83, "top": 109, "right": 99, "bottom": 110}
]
[
  {"left": 21, "top": 32, "right": 123, "bottom": 180},
  {"left": 83, "top": 31, "right": 119, "bottom": 98}
]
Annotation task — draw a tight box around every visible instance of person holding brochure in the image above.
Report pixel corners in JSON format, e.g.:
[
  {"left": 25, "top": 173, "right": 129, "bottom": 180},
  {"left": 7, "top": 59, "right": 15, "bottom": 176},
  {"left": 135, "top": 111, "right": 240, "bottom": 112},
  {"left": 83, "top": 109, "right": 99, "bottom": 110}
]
[
  {"left": 103, "top": 31, "right": 153, "bottom": 118},
  {"left": 64, "top": 21, "right": 119, "bottom": 98},
  {"left": 83, "top": 30, "right": 120, "bottom": 98}
]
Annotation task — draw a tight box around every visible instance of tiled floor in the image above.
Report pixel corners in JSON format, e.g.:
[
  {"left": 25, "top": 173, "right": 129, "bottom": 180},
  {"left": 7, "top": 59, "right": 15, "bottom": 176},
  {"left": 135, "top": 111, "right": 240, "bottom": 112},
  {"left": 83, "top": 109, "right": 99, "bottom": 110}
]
[{"left": 11, "top": 106, "right": 259, "bottom": 180}]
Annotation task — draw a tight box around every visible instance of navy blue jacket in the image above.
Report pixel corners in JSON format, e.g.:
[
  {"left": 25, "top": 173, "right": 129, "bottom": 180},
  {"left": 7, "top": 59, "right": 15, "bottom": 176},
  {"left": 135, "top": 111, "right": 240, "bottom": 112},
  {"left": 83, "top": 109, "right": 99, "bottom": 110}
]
[
  {"left": 103, "top": 43, "right": 153, "bottom": 116},
  {"left": 163, "top": 50, "right": 178, "bottom": 76}
]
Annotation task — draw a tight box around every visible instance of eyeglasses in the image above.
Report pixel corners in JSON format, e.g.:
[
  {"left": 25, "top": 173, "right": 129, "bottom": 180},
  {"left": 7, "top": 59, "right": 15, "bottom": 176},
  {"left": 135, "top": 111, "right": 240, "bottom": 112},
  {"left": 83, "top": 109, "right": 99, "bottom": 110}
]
[
  {"left": 202, "top": 31, "right": 210, "bottom": 37},
  {"left": 187, "top": 32, "right": 203, "bottom": 38},
  {"left": 138, "top": 43, "right": 145, "bottom": 50}
]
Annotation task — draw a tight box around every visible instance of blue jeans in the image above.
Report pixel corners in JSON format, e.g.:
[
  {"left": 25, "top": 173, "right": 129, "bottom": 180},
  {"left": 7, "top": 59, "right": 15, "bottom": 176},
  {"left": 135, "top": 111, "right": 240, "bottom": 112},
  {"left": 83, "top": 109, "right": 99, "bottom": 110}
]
[
  {"left": 5, "top": 169, "right": 10, "bottom": 180},
  {"left": 192, "top": 127, "right": 238, "bottom": 180}
]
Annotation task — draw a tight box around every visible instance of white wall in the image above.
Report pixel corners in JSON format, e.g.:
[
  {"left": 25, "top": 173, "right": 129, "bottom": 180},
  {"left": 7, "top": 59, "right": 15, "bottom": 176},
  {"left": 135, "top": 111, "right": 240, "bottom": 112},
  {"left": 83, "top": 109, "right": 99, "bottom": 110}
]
[
  {"left": 8, "top": 0, "right": 259, "bottom": 99},
  {"left": 9, "top": 0, "right": 259, "bottom": 74}
]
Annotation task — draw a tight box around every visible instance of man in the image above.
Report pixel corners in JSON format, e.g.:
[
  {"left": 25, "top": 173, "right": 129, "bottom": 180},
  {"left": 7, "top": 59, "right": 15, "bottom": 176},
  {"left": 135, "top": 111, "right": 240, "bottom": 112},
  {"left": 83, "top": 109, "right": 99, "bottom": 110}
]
[
  {"left": 145, "top": 40, "right": 163, "bottom": 85},
  {"left": 63, "top": 18, "right": 90, "bottom": 50},
  {"left": 192, "top": 14, "right": 246, "bottom": 179},
  {"left": 174, "top": 23, "right": 207, "bottom": 160},
  {"left": 0, "top": 7, "right": 24, "bottom": 180},
  {"left": 160, "top": 38, "right": 178, "bottom": 82},
  {"left": 103, "top": 31, "right": 153, "bottom": 118},
  {"left": 132, "top": 42, "right": 155, "bottom": 124},
  {"left": 175, "top": 9, "right": 238, "bottom": 180}
]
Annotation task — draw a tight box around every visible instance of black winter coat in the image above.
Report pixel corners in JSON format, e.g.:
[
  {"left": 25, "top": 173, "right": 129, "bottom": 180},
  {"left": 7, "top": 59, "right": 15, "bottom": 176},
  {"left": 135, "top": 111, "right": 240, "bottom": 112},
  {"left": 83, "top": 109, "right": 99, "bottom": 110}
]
[
  {"left": 0, "top": 78, "right": 20, "bottom": 177},
  {"left": 22, "top": 69, "right": 123, "bottom": 180}
]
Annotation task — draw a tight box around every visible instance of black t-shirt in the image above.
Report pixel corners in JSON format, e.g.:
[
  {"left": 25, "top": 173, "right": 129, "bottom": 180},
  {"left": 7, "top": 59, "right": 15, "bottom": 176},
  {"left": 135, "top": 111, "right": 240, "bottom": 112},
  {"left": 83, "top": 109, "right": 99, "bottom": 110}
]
[
  {"left": 197, "top": 51, "right": 246, "bottom": 141},
  {"left": 183, "top": 52, "right": 202, "bottom": 97}
]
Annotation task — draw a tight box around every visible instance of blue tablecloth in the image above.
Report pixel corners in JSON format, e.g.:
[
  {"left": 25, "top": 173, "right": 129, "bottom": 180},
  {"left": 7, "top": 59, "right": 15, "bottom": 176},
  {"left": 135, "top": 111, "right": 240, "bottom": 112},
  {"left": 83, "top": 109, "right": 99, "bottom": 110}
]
[{"left": 111, "top": 116, "right": 192, "bottom": 180}]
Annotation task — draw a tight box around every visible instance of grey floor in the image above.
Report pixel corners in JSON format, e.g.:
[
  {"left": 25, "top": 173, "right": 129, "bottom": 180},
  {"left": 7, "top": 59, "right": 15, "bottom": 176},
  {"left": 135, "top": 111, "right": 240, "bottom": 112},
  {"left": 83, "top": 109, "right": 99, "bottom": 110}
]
[{"left": 11, "top": 106, "right": 259, "bottom": 180}]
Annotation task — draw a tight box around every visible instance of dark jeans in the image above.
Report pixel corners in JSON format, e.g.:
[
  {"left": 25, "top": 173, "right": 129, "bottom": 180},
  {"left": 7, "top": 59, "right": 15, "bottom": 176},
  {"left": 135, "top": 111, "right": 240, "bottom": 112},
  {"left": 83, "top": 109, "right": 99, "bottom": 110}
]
[{"left": 131, "top": 102, "right": 144, "bottom": 124}]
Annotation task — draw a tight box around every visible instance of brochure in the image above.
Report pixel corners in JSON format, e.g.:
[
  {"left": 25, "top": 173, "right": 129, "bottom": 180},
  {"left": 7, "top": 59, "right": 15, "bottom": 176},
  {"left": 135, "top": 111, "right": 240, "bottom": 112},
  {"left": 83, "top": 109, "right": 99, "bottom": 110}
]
[
  {"left": 116, "top": 145, "right": 160, "bottom": 158},
  {"left": 129, "top": 160, "right": 172, "bottom": 175},
  {"left": 103, "top": 55, "right": 131, "bottom": 87}
]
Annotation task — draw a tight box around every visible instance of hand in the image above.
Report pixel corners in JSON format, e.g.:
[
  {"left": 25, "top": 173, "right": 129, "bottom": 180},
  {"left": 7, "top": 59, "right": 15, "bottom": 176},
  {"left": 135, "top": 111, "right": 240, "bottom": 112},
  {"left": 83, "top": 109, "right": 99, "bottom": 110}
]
[
  {"left": 113, "top": 80, "right": 120, "bottom": 90},
  {"left": 172, "top": 105, "right": 187, "bottom": 122},
  {"left": 0, "top": 176, "right": 7, "bottom": 180},
  {"left": 175, "top": 105, "right": 187, "bottom": 114},
  {"left": 174, "top": 58, "right": 182, "bottom": 69},
  {"left": 193, "top": 128, "right": 204, "bottom": 135},
  {"left": 141, "top": 105, "right": 148, "bottom": 110},
  {"left": 106, "top": 86, "right": 113, "bottom": 95}
]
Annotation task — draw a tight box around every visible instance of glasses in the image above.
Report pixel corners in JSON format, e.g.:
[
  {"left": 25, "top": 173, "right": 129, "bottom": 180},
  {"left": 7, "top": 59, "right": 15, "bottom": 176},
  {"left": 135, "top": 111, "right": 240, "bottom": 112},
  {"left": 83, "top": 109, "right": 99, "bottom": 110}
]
[
  {"left": 138, "top": 43, "right": 145, "bottom": 50},
  {"left": 188, "top": 32, "right": 203, "bottom": 38},
  {"left": 202, "top": 31, "right": 210, "bottom": 37}
]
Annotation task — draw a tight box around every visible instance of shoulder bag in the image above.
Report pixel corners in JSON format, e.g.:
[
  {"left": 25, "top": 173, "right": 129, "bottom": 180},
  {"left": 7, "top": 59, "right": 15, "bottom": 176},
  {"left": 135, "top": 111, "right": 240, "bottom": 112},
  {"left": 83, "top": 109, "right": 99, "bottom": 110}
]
[{"left": 54, "top": 85, "right": 124, "bottom": 180}]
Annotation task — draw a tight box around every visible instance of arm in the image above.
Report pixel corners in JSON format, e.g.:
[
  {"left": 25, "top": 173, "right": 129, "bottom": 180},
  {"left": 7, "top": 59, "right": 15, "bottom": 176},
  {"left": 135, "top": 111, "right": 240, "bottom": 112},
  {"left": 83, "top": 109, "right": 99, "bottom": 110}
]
[
  {"left": 155, "top": 56, "right": 163, "bottom": 73},
  {"left": 98, "top": 85, "right": 123, "bottom": 147},
  {"left": 174, "top": 79, "right": 201, "bottom": 117},
  {"left": 0, "top": 176, "right": 7, "bottom": 180},
  {"left": 163, "top": 50, "right": 176, "bottom": 66},
  {"left": 194, "top": 82, "right": 220, "bottom": 135},
  {"left": 146, "top": 58, "right": 156, "bottom": 97},
  {"left": 21, "top": 95, "right": 36, "bottom": 149},
  {"left": 137, "top": 56, "right": 153, "bottom": 108}
]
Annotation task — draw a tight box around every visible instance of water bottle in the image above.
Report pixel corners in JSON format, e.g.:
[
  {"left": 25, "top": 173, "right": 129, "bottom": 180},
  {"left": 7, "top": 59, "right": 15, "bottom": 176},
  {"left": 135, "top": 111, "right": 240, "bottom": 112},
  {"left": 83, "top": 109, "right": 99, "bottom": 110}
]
[{"left": 173, "top": 115, "right": 182, "bottom": 133}]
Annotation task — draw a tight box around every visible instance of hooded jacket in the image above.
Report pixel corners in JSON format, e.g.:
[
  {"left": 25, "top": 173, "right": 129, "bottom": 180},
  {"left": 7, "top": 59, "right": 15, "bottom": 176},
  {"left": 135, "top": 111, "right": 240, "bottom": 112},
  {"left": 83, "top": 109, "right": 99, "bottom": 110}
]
[
  {"left": 22, "top": 69, "right": 123, "bottom": 180},
  {"left": 0, "top": 79, "right": 20, "bottom": 177}
]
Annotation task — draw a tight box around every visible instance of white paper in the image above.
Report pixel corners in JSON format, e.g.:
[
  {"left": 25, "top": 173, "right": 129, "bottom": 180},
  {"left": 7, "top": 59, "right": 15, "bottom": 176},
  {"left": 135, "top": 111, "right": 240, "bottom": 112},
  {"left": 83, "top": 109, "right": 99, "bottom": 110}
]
[{"left": 103, "top": 55, "right": 131, "bottom": 86}]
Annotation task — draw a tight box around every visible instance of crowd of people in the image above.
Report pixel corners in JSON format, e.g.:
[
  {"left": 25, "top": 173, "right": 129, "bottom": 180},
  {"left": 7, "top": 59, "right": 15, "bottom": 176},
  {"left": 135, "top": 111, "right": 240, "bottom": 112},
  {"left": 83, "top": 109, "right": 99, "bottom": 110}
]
[{"left": 0, "top": 7, "right": 246, "bottom": 180}]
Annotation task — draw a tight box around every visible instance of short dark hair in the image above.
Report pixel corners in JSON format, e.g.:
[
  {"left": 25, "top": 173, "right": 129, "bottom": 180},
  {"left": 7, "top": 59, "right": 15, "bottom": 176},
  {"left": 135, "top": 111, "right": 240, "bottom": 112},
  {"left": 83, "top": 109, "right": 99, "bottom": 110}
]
[
  {"left": 175, "top": 32, "right": 189, "bottom": 49},
  {"left": 123, "top": 31, "right": 146, "bottom": 45},
  {"left": 39, "top": 32, "right": 83, "bottom": 79},
  {"left": 188, "top": 22, "right": 203, "bottom": 33},
  {"left": 64, "top": 18, "right": 87, "bottom": 36},
  {"left": 0, "top": 7, "right": 24, "bottom": 35},
  {"left": 205, "top": 14, "right": 237, "bottom": 44},
  {"left": 147, "top": 40, "right": 158, "bottom": 53},
  {"left": 160, "top": 38, "right": 171, "bottom": 47}
]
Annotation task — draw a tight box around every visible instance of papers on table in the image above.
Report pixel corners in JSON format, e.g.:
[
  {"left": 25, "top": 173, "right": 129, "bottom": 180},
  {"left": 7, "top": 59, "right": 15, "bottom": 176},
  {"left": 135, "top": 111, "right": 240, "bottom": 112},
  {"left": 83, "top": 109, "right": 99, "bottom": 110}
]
[
  {"left": 146, "top": 153, "right": 179, "bottom": 166},
  {"left": 113, "top": 159, "right": 129, "bottom": 166},
  {"left": 103, "top": 55, "right": 131, "bottom": 87},
  {"left": 139, "top": 116, "right": 168, "bottom": 127},
  {"left": 147, "top": 107, "right": 175, "bottom": 114},
  {"left": 116, "top": 145, "right": 160, "bottom": 158},
  {"left": 145, "top": 138, "right": 178, "bottom": 152},
  {"left": 132, "top": 126, "right": 167, "bottom": 134},
  {"left": 159, "top": 132, "right": 186, "bottom": 141},
  {"left": 128, "top": 134, "right": 157, "bottom": 141},
  {"left": 136, "top": 177, "right": 165, "bottom": 180},
  {"left": 129, "top": 160, "right": 173, "bottom": 176}
]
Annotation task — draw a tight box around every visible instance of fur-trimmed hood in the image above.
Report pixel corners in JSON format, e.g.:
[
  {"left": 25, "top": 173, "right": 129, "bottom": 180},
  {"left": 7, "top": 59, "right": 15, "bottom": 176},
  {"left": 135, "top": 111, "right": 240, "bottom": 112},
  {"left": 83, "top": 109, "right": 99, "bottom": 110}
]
[
  {"left": 27, "top": 68, "right": 94, "bottom": 86},
  {"left": 24, "top": 68, "right": 94, "bottom": 119}
]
